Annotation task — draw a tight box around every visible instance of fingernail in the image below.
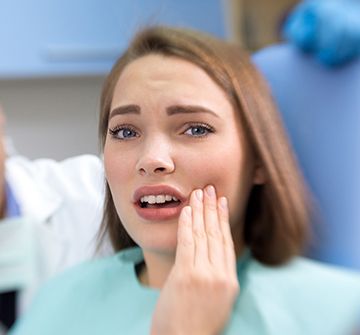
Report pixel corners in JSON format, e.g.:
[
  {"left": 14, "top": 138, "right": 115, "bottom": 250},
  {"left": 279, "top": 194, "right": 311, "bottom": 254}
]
[
  {"left": 205, "top": 185, "right": 215, "bottom": 197},
  {"left": 195, "top": 189, "right": 203, "bottom": 201},
  {"left": 220, "top": 197, "right": 228, "bottom": 210}
]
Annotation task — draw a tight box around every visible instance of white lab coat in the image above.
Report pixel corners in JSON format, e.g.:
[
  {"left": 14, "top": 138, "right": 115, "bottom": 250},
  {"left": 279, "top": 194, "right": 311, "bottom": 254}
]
[{"left": 4, "top": 154, "right": 107, "bottom": 315}]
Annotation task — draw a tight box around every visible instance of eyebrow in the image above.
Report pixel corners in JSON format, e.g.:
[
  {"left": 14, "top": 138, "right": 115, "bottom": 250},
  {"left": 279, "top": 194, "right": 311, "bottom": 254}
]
[
  {"left": 166, "top": 105, "right": 219, "bottom": 118},
  {"left": 109, "top": 105, "right": 140, "bottom": 119},
  {"left": 109, "top": 104, "right": 219, "bottom": 119}
]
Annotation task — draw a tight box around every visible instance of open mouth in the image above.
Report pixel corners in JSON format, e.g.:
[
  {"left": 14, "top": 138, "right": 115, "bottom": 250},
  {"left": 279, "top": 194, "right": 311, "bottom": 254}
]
[
  {"left": 133, "top": 186, "right": 186, "bottom": 221},
  {"left": 139, "top": 195, "right": 181, "bottom": 209}
]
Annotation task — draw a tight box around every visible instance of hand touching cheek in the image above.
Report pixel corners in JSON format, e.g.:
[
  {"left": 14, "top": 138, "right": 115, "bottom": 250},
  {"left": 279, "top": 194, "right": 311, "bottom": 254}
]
[{"left": 151, "top": 186, "right": 239, "bottom": 335}]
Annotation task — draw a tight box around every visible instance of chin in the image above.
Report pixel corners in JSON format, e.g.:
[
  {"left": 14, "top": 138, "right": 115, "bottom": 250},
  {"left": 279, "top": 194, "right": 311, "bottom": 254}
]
[
  {"left": 121, "top": 213, "right": 179, "bottom": 254},
  {"left": 138, "top": 234, "right": 178, "bottom": 256}
]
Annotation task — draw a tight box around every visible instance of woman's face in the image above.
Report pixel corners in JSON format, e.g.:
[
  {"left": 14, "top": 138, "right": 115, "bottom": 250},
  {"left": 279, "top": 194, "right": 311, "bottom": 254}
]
[{"left": 104, "top": 54, "right": 260, "bottom": 254}]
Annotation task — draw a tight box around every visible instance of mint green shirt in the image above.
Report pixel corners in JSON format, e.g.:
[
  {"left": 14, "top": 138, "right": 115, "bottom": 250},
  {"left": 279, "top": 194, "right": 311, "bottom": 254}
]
[{"left": 11, "top": 247, "right": 360, "bottom": 335}]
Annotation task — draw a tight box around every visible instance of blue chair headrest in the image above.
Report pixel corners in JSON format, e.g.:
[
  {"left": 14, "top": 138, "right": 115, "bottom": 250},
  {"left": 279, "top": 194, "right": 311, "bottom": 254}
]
[{"left": 252, "top": 44, "right": 360, "bottom": 268}]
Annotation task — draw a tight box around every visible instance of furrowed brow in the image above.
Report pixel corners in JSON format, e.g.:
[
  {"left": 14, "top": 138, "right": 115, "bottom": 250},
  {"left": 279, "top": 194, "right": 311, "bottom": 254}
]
[
  {"left": 109, "top": 105, "right": 140, "bottom": 119},
  {"left": 166, "top": 105, "right": 219, "bottom": 118}
]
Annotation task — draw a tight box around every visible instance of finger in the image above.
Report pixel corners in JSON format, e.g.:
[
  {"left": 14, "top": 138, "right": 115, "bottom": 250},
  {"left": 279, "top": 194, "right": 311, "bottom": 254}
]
[
  {"left": 218, "top": 197, "right": 237, "bottom": 274},
  {"left": 191, "top": 189, "right": 208, "bottom": 267},
  {"left": 175, "top": 206, "right": 194, "bottom": 267},
  {"left": 204, "top": 185, "right": 225, "bottom": 268}
]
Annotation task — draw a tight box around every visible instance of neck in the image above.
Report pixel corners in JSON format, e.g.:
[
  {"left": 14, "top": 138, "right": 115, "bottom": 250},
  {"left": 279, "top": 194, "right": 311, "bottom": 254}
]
[
  {"left": 139, "top": 250, "right": 176, "bottom": 289},
  {"left": 139, "top": 239, "right": 245, "bottom": 289},
  {"left": 138, "top": 219, "right": 246, "bottom": 288}
]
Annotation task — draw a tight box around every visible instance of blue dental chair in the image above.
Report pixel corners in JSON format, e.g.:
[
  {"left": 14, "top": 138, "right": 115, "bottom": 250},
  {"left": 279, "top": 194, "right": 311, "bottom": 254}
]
[
  {"left": 252, "top": 0, "right": 360, "bottom": 269},
  {"left": 252, "top": 19, "right": 360, "bottom": 268}
]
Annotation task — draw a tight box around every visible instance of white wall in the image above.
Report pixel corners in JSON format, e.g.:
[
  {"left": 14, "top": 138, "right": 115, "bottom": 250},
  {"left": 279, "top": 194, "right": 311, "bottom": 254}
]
[{"left": 0, "top": 76, "right": 105, "bottom": 160}]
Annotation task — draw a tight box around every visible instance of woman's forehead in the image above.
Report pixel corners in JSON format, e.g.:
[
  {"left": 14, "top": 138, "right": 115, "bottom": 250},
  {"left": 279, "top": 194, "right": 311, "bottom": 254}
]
[
  {"left": 116, "top": 54, "right": 211, "bottom": 88},
  {"left": 111, "top": 54, "right": 234, "bottom": 114}
]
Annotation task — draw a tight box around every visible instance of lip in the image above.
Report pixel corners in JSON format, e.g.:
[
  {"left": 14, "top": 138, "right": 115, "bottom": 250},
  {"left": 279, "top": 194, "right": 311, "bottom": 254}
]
[{"left": 133, "top": 185, "right": 187, "bottom": 221}]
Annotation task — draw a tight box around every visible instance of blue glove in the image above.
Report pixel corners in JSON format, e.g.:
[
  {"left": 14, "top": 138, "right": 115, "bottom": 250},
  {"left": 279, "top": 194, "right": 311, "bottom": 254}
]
[{"left": 283, "top": 0, "right": 360, "bottom": 66}]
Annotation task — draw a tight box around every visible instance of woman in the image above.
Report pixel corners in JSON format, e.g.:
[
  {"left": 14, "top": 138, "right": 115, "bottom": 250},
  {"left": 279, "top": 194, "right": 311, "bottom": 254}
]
[{"left": 10, "top": 26, "right": 360, "bottom": 335}]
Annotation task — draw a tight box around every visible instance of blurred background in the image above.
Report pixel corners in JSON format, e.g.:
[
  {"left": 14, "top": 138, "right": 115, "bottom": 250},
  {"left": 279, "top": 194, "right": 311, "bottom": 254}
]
[{"left": 0, "top": 0, "right": 298, "bottom": 160}]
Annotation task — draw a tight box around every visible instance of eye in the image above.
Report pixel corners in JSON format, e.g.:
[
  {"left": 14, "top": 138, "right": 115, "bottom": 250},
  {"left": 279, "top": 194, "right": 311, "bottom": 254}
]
[
  {"left": 183, "top": 123, "right": 215, "bottom": 137},
  {"left": 108, "top": 125, "right": 139, "bottom": 140}
]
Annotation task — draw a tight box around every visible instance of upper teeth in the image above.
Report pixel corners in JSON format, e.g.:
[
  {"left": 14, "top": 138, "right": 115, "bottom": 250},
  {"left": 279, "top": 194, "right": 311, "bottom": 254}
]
[{"left": 140, "top": 195, "right": 179, "bottom": 204}]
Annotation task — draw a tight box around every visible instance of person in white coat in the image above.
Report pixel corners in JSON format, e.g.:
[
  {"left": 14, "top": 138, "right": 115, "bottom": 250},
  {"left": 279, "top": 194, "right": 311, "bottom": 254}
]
[{"left": 0, "top": 109, "right": 106, "bottom": 331}]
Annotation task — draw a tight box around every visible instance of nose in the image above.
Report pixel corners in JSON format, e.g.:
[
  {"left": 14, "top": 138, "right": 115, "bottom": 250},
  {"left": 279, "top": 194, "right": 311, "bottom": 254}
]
[{"left": 135, "top": 136, "right": 175, "bottom": 176}]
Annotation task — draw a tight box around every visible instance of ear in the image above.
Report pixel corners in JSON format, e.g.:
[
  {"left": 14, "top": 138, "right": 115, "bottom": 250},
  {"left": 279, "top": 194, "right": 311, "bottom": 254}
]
[{"left": 253, "top": 164, "right": 266, "bottom": 185}]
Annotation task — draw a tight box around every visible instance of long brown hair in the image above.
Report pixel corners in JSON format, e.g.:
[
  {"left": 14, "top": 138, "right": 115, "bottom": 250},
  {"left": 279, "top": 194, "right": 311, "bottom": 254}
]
[{"left": 98, "top": 26, "right": 312, "bottom": 265}]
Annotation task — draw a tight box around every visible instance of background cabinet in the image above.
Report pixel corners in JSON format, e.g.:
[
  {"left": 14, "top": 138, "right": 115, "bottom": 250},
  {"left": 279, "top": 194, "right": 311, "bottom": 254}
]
[
  {"left": 0, "top": 0, "right": 227, "bottom": 78},
  {"left": 0, "top": 0, "right": 228, "bottom": 159}
]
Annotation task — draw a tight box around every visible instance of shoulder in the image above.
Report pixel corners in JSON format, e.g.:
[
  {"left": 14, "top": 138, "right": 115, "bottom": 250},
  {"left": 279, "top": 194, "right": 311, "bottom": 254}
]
[
  {"left": 32, "top": 255, "right": 120, "bottom": 303},
  {"left": 11, "top": 249, "right": 138, "bottom": 334},
  {"left": 250, "top": 257, "right": 360, "bottom": 294},
  {"left": 248, "top": 256, "right": 360, "bottom": 285},
  {"left": 233, "top": 257, "right": 360, "bottom": 334},
  {"left": 40, "top": 248, "right": 141, "bottom": 294},
  {"left": 246, "top": 256, "right": 360, "bottom": 304},
  {"left": 25, "top": 247, "right": 142, "bottom": 302}
]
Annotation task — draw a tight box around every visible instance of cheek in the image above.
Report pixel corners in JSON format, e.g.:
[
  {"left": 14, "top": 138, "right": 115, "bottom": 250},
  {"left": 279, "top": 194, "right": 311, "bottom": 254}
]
[
  {"left": 189, "top": 158, "right": 234, "bottom": 188},
  {"left": 104, "top": 148, "right": 136, "bottom": 227},
  {"left": 183, "top": 144, "right": 252, "bottom": 219},
  {"left": 103, "top": 145, "right": 133, "bottom": 201}
]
